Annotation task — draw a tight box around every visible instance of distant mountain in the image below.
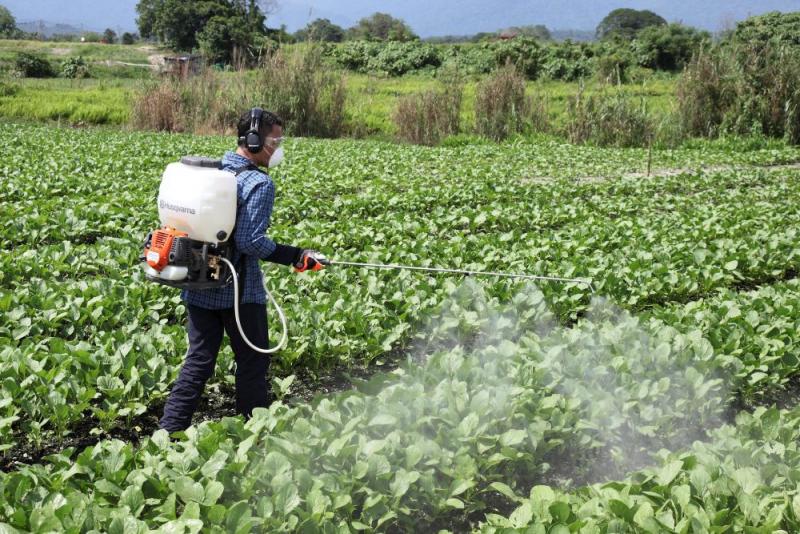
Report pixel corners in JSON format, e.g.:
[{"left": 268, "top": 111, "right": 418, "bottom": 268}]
[
  {"left": 17, "top": 21, "right": 91, "bottom": 37},
  {"left": 551, "top": 29, "right": 596, "bottom": 43},
  {"left": 3, "top": 0, "right": 798, "bottom": 39},
  {"left": 4, "top": 0, "right": 138, "bottom": 33}
]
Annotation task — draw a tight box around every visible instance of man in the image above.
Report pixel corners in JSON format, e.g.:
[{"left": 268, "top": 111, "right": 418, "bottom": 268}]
[{"left": 159, "top": 108, "right": 323, "bottom": 434}]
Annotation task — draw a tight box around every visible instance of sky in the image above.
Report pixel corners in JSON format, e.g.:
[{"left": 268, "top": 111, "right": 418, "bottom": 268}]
[{"left": 3, "top": 0, "right": 799, "bottom": 36}]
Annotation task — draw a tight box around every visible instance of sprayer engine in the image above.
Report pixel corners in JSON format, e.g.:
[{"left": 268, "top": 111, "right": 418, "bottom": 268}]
[{"left": 140, "top": 156, "right": 238, "bottom": 290}]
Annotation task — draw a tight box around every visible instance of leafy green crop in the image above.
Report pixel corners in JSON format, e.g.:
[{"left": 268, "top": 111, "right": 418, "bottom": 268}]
[{"left": 1, "top": 122, "right": 800, "bottom": 531}]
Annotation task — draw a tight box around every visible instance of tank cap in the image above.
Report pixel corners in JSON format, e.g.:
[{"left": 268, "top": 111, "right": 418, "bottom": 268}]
[{"left": 180, "top": 156, "right": 223, "bottom": 169}]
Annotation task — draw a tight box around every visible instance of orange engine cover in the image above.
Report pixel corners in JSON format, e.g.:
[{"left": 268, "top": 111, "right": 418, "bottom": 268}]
[{"left": 145, "top": 228, "right": 187, "bottom": 271}]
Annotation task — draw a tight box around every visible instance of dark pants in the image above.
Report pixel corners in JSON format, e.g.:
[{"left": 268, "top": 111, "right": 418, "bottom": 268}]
[{"left": 160, "top": 303, "right": 270, "bottom": 433}]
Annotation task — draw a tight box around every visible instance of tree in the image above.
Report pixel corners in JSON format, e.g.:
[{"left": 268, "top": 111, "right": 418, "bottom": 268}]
[
  {"left": 0, "top": 4, "right": 17, "bottom": 38},
  {"left": 136, "top": 0, "right": 267, "bottom": 60},
  {"left": 596, "top": 8, "right": 667, "bottom": 41},
  {"left": 295, "top": 18, "right": 345, "bottom": 42},
  {"left": 103, "top": 28, "right": 117, "bottom": 44},
  {"left": 347, "top": 12, "right": 417, "bottom": 42},
  {"left": 632, "top": 23, "right": 710, "bottom": 71},
  {"left": 121, "top": 32, "right": 138, "bottom": 45}
]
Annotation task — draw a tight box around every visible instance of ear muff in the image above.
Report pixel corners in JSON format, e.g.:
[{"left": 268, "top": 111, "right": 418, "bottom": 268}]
[{"left": 240, "top": 107, "right": 264, "bottom": 154}]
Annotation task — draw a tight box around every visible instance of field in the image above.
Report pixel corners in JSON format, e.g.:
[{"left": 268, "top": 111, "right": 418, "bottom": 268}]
[
  {"left": 1, "top": 121, "right": 800, "bottom": 531},
  {"left": 0, "top": 35, "right": 677, "bottom": 137},
  {"left": 0, "top": 73, "right": 675, "bottom": 136},
  {"left": 0, "top": 39, "right": 158, "bottom": 66}
]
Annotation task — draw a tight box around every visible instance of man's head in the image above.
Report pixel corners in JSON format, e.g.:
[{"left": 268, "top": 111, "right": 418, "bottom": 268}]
[{"left": 236, "top": 108, "right": 284, "bottom": 168}]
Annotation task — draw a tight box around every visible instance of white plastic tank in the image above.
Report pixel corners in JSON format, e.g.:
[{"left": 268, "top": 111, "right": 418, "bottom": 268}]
[{"left": 158, "top": 157, "right": 237, "bottom": 243}]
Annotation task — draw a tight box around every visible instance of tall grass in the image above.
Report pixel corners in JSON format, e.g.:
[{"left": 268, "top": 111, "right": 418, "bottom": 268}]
[
  {"left": 675, "top": 50, "right": 736, "bottom": 138},
  {"left": 564, "top": 90, "right": 654, "bottom": 148},
  {"left": 677, "top": 45, "right": 800, "bottom": 144},
  {"left": 474, "top": 64, "right": 538, "bottom": 141},
  {"left": 256, "top": 45, "right": 347, "bottom": 138},
  {"left": 391, "top": 84, "right": 462, "bottom": 146},
  {"left": 131, "top": 46, "right": 347, "bottom": 138},
  {"left": 130, "top": 83, "right": 184, "bottom": 132}
]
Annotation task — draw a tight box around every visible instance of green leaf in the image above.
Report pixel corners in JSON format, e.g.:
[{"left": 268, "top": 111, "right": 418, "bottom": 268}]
[
  {"left": 793, "top": 493, "right": 800, "bottom": 521},
  {"left": 445, "top": 498, "right": 464, "bottom": 509},
  {"left": 500, "top": 428, "right": 526, "bottom": 447},
  {"left": 119, "top": 485, "right": 145, "bottom": 516},
  {"left": 489, "top": 481, "right": 520, "bottom": 502},
  {"left": 174, "top": 477, "right": 204, "bottom": 504},
  {"left": 203, "top": 481, "right": 225, "bottom": 506},
  {"left": 733, "top": 468, "right": 761, "bottom": 495},
  {"left": 657, "top": 460, "right": 683, "bottom": 486},
  {"left": 368, "top": 414, "right": 397, "bottom": 426},
  {"left": 509, "top": 502, "right": 533, "bottom": 528},
  {"left": 225, "top": 501, "right": 253, "bottom": 534},
  {"left": 390, "top": 469, "right": 420, "bottom": 499}
]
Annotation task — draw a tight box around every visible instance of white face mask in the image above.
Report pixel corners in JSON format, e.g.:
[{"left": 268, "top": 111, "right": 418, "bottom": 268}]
[{"left": 268, "top": 146, "right": 284, "bottom": 168}]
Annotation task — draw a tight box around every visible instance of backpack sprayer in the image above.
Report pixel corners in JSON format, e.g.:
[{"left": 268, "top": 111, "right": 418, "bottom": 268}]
[{"left": 141, "top": 157, "right": 594, "bottom": 355}]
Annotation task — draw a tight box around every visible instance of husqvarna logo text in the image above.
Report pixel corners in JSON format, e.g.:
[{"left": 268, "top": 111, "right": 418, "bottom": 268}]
[{"left": 160, "top": 200, "right": 196, "bottom": 215}]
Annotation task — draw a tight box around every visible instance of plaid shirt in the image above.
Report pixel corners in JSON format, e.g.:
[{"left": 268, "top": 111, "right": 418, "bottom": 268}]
[{"left": 182, "top": 151, "right": 280, "bottom": 310}]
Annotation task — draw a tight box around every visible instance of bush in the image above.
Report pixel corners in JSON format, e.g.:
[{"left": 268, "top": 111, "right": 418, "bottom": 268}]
[
  {"left": 257, "top": 45, "right": 347, "bottom": 138},
  {"left": 392, "top": 84, "right": 462, "bottom": 145},
  {"left": 541, "top": 41, "right": 596, "bottom": 81},
  {"left": 326, "top": 40, "right": 377, "bottom": 72},
  {"left": 13, "top": 53, "right": 55, "bottom": 78},
  {"left": 474, "top": 64, "right": 536, "bottom": 141},
  {"left": 327, "top": 40, "right": 441, "bottom": 76},
  {"left": 367, "top": 41, "right": 441, "bottom": 76},
  {"left": 61, "top": 56, "right": 90, "bottom": 79},
  {"left": 439, "top": 44, "right": 495, "bottom": 75},
  {"left": 564, "top": 90, "right": 654, "bottom": 147},
  {"left": 491, "top": 37, "right": 543, "bottom": 79}
]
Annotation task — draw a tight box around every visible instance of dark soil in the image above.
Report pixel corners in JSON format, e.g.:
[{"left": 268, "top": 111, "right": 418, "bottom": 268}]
[{"left": 727, "top": 373, "right": 800, "bottom": 416}]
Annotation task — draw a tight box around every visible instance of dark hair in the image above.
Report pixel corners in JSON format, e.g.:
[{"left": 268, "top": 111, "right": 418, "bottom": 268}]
[{"left": 236, "top": 109, "right": 283, "bottom": 146}]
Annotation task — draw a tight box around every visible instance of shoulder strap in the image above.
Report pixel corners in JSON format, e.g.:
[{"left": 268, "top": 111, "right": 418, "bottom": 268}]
[
  {"left": 230, "top": 163, "right": 261, "bottom": 301},
  {"left": 233, "top": 163, "right": 261, "bottom": 176}
]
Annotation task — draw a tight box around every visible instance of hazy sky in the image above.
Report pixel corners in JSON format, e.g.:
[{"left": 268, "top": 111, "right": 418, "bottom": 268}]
[{"left": 3, "top": 0, "right": 799, "bottom": 36}]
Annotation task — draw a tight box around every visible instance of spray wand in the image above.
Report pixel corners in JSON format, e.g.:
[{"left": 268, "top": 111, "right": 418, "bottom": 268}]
[
  {"left": 222, "top": 253, "right": 594, "bottom": 356},
  {"left": 316, "top": 255, "right": 595, "bottom": 293}
]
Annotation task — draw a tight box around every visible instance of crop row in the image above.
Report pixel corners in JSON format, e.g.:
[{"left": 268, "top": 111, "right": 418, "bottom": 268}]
[
  {"left": 1, "top": 278, "right": 798, "bottom": 531},
  {"left": 3, "top": 124, "right": 800, "bottom": 202},
  {"left": 1, "top": 221, "right": 799, "bottom": 451}
]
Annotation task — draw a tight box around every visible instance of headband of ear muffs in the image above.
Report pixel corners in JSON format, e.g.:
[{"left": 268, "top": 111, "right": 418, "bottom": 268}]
[{"left": 239, "top": 107, "right": 264, "bottom": 154}]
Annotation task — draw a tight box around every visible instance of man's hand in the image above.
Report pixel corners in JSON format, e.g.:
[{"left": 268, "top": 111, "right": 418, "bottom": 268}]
[{"left": 294, "top": 250, "right": 326, "bottom": 272}]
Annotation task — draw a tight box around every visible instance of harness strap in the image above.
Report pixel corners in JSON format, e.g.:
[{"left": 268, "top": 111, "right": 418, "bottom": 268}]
[{"left": 231, "top": 163, "right": 264, "bottom": 301}]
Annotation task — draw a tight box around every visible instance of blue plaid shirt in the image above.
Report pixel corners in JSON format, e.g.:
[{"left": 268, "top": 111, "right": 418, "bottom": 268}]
[{"left": 182, "top": 152, "right": 280, "bottom": 309}]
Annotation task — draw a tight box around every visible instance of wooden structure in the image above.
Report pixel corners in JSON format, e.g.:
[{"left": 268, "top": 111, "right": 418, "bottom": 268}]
[{"left": 162, "top": 55, "right": 203, "bottom": 79}]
